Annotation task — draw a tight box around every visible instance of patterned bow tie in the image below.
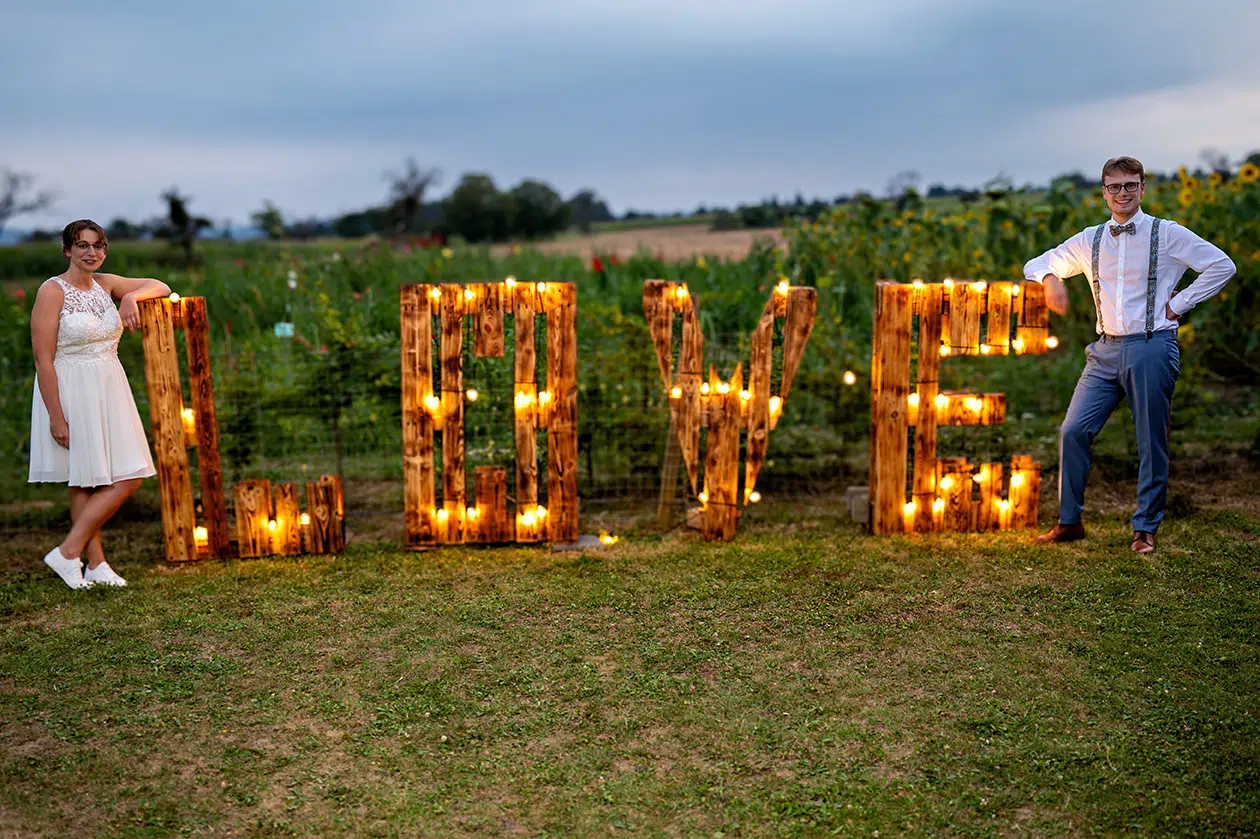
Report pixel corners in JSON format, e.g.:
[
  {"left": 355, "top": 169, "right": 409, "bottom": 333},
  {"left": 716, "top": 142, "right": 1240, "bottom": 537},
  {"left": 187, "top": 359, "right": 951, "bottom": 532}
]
[{"left": 1110, "top": 222, "right": 1136, "bottom": 236}]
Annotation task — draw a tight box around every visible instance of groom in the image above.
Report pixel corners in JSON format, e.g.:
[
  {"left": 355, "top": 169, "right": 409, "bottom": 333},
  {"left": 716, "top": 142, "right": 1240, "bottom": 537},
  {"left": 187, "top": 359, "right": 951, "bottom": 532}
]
[{"left": 1022, "top": 156, "right": 1235, "bottom": 553}]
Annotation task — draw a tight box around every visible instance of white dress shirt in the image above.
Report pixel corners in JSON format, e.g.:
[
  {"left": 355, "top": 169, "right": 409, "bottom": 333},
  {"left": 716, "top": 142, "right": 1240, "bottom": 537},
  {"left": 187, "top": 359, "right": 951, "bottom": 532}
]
[{"left": 1023, "top": 208, "right": 1236, "bottom": 336}]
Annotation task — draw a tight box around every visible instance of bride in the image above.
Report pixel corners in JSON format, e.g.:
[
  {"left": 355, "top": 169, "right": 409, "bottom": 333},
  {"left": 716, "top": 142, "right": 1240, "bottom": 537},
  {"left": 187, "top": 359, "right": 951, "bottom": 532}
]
[{"left": 28, "top": 219, "right": 171, "bottom": 589}]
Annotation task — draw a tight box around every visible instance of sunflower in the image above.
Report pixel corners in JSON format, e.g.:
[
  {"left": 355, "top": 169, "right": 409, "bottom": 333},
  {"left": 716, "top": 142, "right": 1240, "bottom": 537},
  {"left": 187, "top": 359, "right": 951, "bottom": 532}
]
[
  {"left": 1179, "top": 188, "right": 1195, "bottom": 207},
  {"left": 1239, "top": 162, "right": 1260, "bottom": 184},
  {"left": 1177, "top": 165, "right": 1189, "bottom": 182},
  {"left": 1184, "top": 177, "right": 1200, "bottom": 190},
  {"left": 1208, "top": 171, "right": 1223, "bottom": 188}
]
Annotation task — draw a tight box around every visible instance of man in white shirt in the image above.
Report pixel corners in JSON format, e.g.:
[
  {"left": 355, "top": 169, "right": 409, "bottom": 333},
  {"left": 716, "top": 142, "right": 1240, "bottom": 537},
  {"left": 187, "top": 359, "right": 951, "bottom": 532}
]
[{"left": 1022, "top": 156, "right": 1235, "bottom": 553}]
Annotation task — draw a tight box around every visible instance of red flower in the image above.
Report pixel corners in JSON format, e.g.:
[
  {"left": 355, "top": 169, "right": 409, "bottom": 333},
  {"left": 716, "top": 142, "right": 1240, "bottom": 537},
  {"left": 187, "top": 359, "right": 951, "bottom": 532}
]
[
  {"left": 14, "top": 287, "right": 26, "bottom": 302},
  {"left": 234, "top": 257, "right": 245, "bottom": 268},
  {"left": 353, "top": 292, "right": 361, "bottom": 300},
  {"left": 609, "top": 254, "right": 621, "bottom": 266},
  {"left": 319, "top": 345, "right": 328, "bottom": 355},
  {"left": 591, "top": 256, "right": 605, "bottom": 273}
]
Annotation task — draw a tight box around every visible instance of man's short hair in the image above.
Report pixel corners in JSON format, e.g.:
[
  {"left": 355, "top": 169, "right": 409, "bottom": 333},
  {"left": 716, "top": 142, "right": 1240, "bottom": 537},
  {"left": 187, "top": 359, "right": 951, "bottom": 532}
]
[
  {"left": 61, "top": 219, "right": 108, "bottom": 253},
  {"left": 1102, "top": 156, "right": 1145, "bottom": 183}
]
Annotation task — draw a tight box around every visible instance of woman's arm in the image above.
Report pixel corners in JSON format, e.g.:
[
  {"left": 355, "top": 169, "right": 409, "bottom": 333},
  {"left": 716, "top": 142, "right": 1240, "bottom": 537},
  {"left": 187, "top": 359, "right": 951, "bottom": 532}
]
[
  {"left": 96, "top": 273, "right": 172, "bottom": 330},
  {"left": 30, "top": 282, "right": 69, "bottom": 448}
]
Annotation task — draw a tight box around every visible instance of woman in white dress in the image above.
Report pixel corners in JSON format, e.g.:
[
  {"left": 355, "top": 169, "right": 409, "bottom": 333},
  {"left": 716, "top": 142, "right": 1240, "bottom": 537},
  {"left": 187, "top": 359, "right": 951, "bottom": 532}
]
[{"left": 29, "top": 219, "right": 171, "bottom": 589}]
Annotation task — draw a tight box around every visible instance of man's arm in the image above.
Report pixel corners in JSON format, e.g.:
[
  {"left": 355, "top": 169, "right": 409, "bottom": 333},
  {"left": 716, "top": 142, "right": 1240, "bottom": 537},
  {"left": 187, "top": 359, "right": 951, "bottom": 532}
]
[
  {"left": 1023, "top": 230, "right": 1089, "bottom": 315},
  {"left": 1163, "top": 224, "right": 1236, "bottom": 318}
]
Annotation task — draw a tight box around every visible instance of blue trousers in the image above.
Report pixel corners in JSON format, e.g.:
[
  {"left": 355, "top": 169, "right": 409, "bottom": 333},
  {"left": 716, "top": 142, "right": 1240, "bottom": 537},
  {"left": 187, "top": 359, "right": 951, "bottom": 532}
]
[{"left": 1057, "top": 329, "right": 1180, "bottom": 533}]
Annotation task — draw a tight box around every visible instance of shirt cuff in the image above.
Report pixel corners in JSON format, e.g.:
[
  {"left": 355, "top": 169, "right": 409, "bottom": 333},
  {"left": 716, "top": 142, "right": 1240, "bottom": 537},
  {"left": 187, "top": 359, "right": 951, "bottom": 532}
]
[{"left": 1168, "top": 295, "right": 1191, "bottom": 317}]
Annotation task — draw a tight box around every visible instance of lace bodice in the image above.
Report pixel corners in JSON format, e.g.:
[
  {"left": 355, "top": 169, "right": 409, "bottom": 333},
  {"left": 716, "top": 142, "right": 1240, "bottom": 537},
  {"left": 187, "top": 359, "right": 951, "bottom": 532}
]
[{"left": 49, "top": 276, "right": 122, "bottom": 365}]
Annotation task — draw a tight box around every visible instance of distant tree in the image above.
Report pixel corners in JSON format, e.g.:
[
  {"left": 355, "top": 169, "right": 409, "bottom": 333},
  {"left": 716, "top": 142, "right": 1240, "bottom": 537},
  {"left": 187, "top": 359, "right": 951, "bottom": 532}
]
[
  {"left": 509, "top": 179, "right": 569, "bottom": 239},
  {"left": 106, "top": 217, "right": 147, "bottom": 240},
  {"left": 568, "top": 189, "right": 614, "bottom": 233},
  {"left": 154, "top": 188, "right": 213, "bottom": 264},
  {"left": 1200, "top": 147, "right": 1231, "bottom": 177},
  {"left": 285, "top": 216, "right": 331, "bottom": 241},
  {"left": 251, "top": 200, "right": 286, "bottom": 239},
  {"left": 386, "top": 158, "right": 441, "bottom": 235},
  {"left": 333, "top": 206, "right": 392, "bottom": 238},
  {"left": 0, "top": 168, "right": 57, "bottom": 238},
  {"left": 442, "top": 173, "right": 514, "bottom": 243},
  {"left": 885, "top": 170, "right": 921, "bottom": 200}
]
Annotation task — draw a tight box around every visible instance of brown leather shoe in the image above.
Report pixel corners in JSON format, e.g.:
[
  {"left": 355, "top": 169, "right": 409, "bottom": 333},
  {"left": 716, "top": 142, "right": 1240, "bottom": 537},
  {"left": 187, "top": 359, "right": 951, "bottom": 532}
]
[
  {"left": 1130, "top": 531, "right": 1156, "bottom": 554},
  {"left": 1032, "top": 522, "right": 1087, "bottom": 543}
]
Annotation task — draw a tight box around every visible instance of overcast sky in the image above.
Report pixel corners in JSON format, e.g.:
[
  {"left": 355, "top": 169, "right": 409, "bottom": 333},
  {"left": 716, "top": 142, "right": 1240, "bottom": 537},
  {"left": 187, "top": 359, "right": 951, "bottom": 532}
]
[{"left": 4, "top": 0, "right": 1260, "bottom": 230}]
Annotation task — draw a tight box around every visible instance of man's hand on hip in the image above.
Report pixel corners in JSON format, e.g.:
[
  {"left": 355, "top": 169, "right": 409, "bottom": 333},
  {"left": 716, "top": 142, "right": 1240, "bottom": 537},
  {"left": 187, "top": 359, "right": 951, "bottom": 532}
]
[
  {"left": 1043, "top": 274, "right": 1068, "bottom": 315},
  {"left": 1166, "top": 290, "right": 1182, "bottom": 321}
]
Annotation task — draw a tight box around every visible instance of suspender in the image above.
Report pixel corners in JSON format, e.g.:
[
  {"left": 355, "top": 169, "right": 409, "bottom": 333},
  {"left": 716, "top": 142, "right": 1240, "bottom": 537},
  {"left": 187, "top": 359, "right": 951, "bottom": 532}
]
[{"left": 1089, "top": 218, "right": 1162, "bottom": 339}]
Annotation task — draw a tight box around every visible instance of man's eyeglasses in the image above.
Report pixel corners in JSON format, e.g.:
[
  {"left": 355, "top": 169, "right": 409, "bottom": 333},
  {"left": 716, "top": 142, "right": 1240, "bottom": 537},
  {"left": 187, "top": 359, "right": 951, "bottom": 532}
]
[
  {"left": 1103, "top": 181, "right": 1143, "bottom": 195},
  {"left": 73, "top": 242, "right": 108, "bottom": 253}
]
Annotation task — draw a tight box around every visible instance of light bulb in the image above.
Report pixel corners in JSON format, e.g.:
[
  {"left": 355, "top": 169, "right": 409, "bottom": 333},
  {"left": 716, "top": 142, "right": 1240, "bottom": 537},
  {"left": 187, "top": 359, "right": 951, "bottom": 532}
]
[
  {"left": 912, "top": 279, "right": 924, "bottom": 289},
  {"left": 538, "top": 391, "right": 552, "bottom": 404},
  {"left": 436, "top": 508, "right": 449, "bottom": 522},
  {"left": 769, "top": 396, "right": 783, "bottom": 414},
  {"left": 670, "top": 386, "right": 682, "bottom": 399},
  {"left": 700, "top": 383, "right": 711, "bottom": 396},
  {"left": 267, "top": 519, "right": 277, "bottom": 531},
  {"left": 168, "top": 292, "right": 180, "bottom": 302},
  {"left": 466, "top": 389, "right": 479, "bottom": 402},
  {"left": 903, "top": 501, "right": 916, "bottom": 516},
  {"left": 466, "top": 507, "right": 479, "bottom": 520},
  {"left": 1012, "top": 338, "right": 1026, "bottom": 353},
  {"left": 981, "top": 344, "right": 992, "bottom": 355},
  {"left": 940, "top": 476, "right": 954, "bottom": 491},
  {"left": 698, "top": 491, "right": 708, "bottom": 505},
  {"left": 739, "top": 389, "right": 751, "bottom": 401},
  {"left": 429, "top": 287, "right": 441, "bottom": 300},
  {"left": 908, "top": 393, "right": 920, "bottom": 407},
  {"left": 1011, "top": 472, "right": 1025, "bottom": 488},
  {"left": 776, "top": 280, "right": 789, "bottom": 294},
  {"left": 1011, "top": 284, "right": 1021, "bottom": 296},
  {"left": 194, "top": 526, "right": 208, "bottom": 541},
  {"left": 717, "top": 382, "right": 730, "bottom": 395},
  {"left": 966, "top": 397, "right": 983, "bottom": 412},
  {"left": 932, "top": 498, "right": 945, "bottom": 513},
  {"left": 935, "top": 394, "right": 950, "bottom": 410},
  {"left": 504, "top": 276, "right": 517, "bottom": 288},
  {"left": 515, "top": 391, "right": 533, "bottom": 410},
  {"left": 424, "top": 394, "right": 440, "bottom": 413},
  {"left": 749, "top": 491, "right": 762, "bottom": 504},
  {"left": 463, "top": 287, "right": 474, "bottom": 301},
  {"left": 942, "top": 279, "right": 954, "bottom": 288},
  {"left": 971, "top": 281, "right": 986, "bottom": 293},
  {"left": 940, "top": 344, "right": 952, "bottom": 357},
  {"left": 675, "top": 285, "right": 690, "bottom": 300},
  {"left": 1046, "top": 336, "right": 1060, "bottom": 349},
  {"left": 843, "top": 370, "right": 857, "bottom": 386},
  {"left": 300, "top": 513, "right": 310, "bottom": 526},
  {"left": 536, "top": 282, "right": 547, "bottom": 293},
  {"left": 521, "top": 511, "right": 536, "bottom": 527},
  {"left": 536, "top": 506, "right": 547, "bottom": 519}
]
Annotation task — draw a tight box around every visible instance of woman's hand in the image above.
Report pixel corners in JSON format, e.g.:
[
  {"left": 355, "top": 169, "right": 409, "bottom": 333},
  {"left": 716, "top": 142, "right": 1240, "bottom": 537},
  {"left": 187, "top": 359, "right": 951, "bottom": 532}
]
[
  {"left": 119, "top": 292, "right": 141, "bottom": 330},
  {"left": 50, "top": 416, "right": 69, "bottom": 448}
]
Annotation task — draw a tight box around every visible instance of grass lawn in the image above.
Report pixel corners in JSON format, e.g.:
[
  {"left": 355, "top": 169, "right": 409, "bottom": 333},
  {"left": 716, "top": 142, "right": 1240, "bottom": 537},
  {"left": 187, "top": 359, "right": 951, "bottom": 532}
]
[{"left": 2, "top": 470, "right": 1258, "bottom": 838}]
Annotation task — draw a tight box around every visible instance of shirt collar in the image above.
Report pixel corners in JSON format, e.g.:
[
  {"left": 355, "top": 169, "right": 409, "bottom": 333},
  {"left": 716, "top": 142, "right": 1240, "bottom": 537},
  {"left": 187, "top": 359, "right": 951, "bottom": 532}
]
[{"left": 1110, "top": 207, "right": 1147, "bottom": 228}]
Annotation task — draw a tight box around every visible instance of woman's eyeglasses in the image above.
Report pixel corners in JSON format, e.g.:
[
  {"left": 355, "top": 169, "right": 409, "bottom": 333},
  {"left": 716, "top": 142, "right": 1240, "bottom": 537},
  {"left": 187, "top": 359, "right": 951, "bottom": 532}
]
[
  {"left": 73, "top": 242, "right": 108, "bottom": 253},
  {"left": 1103, "top": 181, "right": 1143, "bottom": 195}
]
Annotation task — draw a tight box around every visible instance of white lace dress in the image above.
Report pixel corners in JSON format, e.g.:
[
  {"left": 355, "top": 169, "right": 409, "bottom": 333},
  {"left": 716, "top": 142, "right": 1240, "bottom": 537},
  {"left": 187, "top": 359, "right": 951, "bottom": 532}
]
[{"left": 28, "top": 277, "right": 157, "bottom": 487}]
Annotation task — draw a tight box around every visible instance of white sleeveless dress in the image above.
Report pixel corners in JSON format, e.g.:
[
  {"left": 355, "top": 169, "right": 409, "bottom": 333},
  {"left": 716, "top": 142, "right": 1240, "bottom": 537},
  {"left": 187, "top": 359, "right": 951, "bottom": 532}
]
[{"left": 28, "top": 277, "right": 157, "bottom": 487}]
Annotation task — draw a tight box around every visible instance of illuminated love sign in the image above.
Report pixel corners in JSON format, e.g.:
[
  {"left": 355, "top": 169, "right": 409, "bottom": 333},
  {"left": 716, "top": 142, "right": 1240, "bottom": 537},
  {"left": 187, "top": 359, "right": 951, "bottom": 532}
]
[{"left": 868, "top": 280, "right": 1057, "bottom": 535}]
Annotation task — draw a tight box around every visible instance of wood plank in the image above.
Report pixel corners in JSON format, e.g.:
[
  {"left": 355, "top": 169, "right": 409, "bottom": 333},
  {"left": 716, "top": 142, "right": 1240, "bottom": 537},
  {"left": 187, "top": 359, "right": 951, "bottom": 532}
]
[
  {"left": 305, "top": 481, "right": 335, "bottom": 554},
  {"left": 138, "top": 297, "right": 197, "bottom": 562},
  {"left": 233, "top": 480, "right": 272, "bottom": 558},
  {"left": 474, "top": 467, "right": 511, "bottom": 543},
  {"left": 642, "top": 280, "right": 675, "bottom": 392},
  {"left": 744, "top": 299, "right": 775, "bottom": 503},
  {"left": 400, "top": 285, "right": 436, "bottom": 548},
  {"left": 273, "top": 483, "right": 301, "bottom": 555},
  {"left": 911, "top": 283, "right": 944, "bottom": 533},
  {"left": 474, "top": 282, "right": 505, "bottom": 358},
  {"left": 181, "top": 297, "right": 229, "bottom": 560},
  {"left": 949, "top": 282, "right": 984, "bottom": 354},
  {"left": 545, "top": 282, "right": 579, "bottom": 544},
  {"left": 676, "top": 296, "right": 704, "bottom": 495},
  {"left": 973, "top": 463, "right": 1003, "bottom": 532},
  {"left": 1017, "top": 282, "right": 1049, "bottom": 354},
  {"left": 703, "top": 365, "right": 742, "bottom": 542},
  {"left": 869, "top": 283, "right": 914, "bottom": 534},
  {"left": 440, "top": 284, "right": 466, "bottom": 545},
  {"left": 985, "top": 282, "right": 1014, "bottom": 355},
  {"left": 780, "top": 287, "right": 818, "bottom": 402},
  {"left": 513, "top": 281, "right": 539, "bottom": 537},
  {"left": 1009, "top": 455, "right": 1039, "bottom": 530},
  {"left": 939, "top": 458, "right": 972, "bottom": 533}
]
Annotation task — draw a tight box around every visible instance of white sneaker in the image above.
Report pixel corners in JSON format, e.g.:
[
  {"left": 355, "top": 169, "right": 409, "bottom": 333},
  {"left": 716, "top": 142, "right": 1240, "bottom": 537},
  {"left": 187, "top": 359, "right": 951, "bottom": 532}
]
[
  {"left": 44, "top": 547, "right": 88, "bottom": 589},
  {"left": 83, "top": 562, "right": 127, "bottom": 588}
]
